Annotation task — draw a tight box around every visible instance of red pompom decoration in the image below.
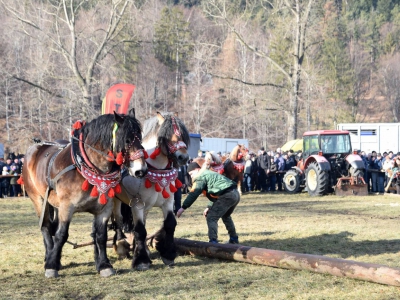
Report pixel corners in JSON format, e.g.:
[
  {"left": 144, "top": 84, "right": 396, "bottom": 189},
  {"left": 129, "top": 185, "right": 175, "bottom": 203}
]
[
  {"left": 162, "top": 188, "right": 170, "bottom": 199},
  {"left": 99, "top": 193, "right": 107, "bottom": 205},
  {"left": 108, "top": 188, "right": 115, "bottom": 198},
  {"left": 115, "top": 183, "right": 122, "bottom": 194},
  {"left": 169, "top": 182, "right": 177, "bottom": 193},
  {"left": 154, "top": 182, "right": 161, "bottom": 192},
  {"left": 150, "top": 147, "right": 161, "bottom": 159},
  {"left": 145, "top": 178, "right": 152, "bottom": 189},
  {"left": 143, "top": 150, "right": 149, "bottom": 159},
  {"left": 90, "top": 185, "right": 99, "bottom": 197},
  {"left": 72, "top": 120, "right": 82, "bottom": 130},
  {"left": 82, "top": 179, "right": 90, "bottom": 191},
  {"left": 107, "top": 151, "right": 115, "bottom": 162},
  {"left": 17, "top": 176, "right": 24, "bottom": 185},
  {"left": 116, "top": 152, "right": 124, "bottom": 165},
  {"left": 175, "top": 179, "right": 182, "bottom": 188}
]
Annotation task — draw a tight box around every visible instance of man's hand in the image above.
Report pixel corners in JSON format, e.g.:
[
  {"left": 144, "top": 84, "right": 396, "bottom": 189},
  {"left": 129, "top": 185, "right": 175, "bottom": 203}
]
[
  {"left": 203, "top": 207, "right": 209, "bottom": 218},
  {"left": 176, "top": 208, "right": 185, "bottom": 218}
]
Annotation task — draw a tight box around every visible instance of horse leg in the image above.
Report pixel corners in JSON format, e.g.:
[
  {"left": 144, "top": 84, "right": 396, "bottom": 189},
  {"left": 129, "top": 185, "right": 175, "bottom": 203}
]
[
  {"left": 111, "top": 200, "right": 131, "bottom": 259},
  {"left": 41, "top": 202, "right": 55, "bottom": 267},
  {"left": 131, "top": 207, "right": 152, "bottom": 270},
  {"left": 92, "top": 208, "right": 115, "bottom": 277},
  {"left": 238, "top": 173, "right": 244, "bottom": 195},
  {"left": 43, "top": 214, "right": 70, "bottom": 278},
  {"left": 154, "top": 202, "right": 177, "bottom": 266}
]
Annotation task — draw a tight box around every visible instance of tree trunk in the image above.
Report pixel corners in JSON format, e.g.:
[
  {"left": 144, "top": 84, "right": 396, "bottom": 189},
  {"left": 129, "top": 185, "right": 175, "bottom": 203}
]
[{"left": 175, "top": 238, "right": 400, "bottom": 287}]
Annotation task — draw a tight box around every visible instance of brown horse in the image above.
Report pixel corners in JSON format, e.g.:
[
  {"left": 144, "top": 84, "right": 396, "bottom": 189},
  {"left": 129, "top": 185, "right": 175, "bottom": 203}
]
[
  {"left": 194, "top": 144, "right": 248, "bottom": 194},
  {"left": 22, "top": 110, "right": 147, "bottom": 278}
]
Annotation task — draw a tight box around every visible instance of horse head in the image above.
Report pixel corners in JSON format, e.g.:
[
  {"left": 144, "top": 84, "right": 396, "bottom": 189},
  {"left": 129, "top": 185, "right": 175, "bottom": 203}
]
[
  {"left": 229, "top": 144, "right": 248, "bottom": 162},
  {"left": 113, "top": 109, "right": 148, "bottom": 178},
  {"left": 154, "top": 112, "right": 190, "bottom": 167},
  {"left": 79, "top": 109, "right": 147, "bottom": 178}
]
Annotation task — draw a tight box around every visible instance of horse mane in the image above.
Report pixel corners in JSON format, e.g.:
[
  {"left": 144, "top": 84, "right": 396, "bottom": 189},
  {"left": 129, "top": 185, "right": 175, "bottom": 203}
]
[
  {"left": 81, "top": 113, "right": 142, "bottom": 153},
  {"left": 142, "top": 115, "right": 161, "bottom": 141},
  {"left": 143, "top": 112, "right": 190, "bottom": 148}
]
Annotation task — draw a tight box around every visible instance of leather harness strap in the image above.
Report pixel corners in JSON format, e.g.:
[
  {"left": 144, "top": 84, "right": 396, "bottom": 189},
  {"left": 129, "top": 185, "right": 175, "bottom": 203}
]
[{"left": 40, "top": 144, "right": 75, "bottom": 229}]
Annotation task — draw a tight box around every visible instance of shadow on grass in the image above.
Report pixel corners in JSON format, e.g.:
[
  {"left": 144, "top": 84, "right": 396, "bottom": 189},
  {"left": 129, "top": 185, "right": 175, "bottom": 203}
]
[{"left": 245, "top": 231, "right": 400, "bottom": 259}]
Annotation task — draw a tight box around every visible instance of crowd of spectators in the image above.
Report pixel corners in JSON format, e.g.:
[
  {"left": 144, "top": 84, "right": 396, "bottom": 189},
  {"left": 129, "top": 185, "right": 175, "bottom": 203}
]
[
  {"left": 241, "top": 147, "right": 400, "bottom": 195},
  {"left": 242, "top": 147, "right": 300, "bottom": 193},
  {"left": 358, "top": 150, "right": 400, "bottom": 194},
  {"left": 0, "top": 154, "right": 24, "bottom": 198}
]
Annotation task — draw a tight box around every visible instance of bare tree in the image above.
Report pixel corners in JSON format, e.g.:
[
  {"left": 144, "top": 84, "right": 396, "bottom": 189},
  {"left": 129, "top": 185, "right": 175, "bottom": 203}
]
[
  {"left": 202, "top": 0, "right": 316, "bottom": 140},
  {"left": 379, "top": 54, "right": 400, "bottom": 122},
  {"left": 1, "top": 0, "right": 133, "bottom": 119}
]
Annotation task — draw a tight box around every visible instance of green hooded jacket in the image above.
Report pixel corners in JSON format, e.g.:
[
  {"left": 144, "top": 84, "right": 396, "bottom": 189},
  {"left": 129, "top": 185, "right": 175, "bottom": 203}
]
[{"left": 181, "top": 169, "right": 236, "bottom": 209}]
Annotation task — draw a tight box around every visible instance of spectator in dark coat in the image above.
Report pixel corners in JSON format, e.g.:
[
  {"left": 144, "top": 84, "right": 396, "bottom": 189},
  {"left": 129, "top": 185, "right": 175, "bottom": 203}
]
[
  {"left": 257, "top": 147, "right": 271, "bottom": 193},
  {"left": 275, "top": 152, "right": 286, "bottom": 191}
]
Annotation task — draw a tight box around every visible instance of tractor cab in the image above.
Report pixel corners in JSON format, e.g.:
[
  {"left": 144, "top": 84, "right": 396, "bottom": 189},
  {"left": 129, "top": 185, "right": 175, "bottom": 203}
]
[{"left": 302, "top": 130, "right": 352, "bottom": 160}]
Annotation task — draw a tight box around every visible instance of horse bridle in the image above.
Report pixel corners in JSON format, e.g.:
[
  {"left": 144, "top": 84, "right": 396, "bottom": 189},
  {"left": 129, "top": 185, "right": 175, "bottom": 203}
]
[
  {"left": 167, "top": 117, "right": 187, "bottom": 154},
  {"left": 71, "top": 132, "right": 146, "bottom": 165},
  {"left": 126, "top": 138, "right": 148, "bottom": 161}
]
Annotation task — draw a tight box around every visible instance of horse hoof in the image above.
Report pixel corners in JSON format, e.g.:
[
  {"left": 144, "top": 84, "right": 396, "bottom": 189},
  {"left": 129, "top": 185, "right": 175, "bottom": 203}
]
[
  {"left": 45, "top": 269, "right": 59, "bottom": 278},
  {"left": 100, "top": 268, "right": 116, "bottom": 277},
  {"left": 136, "top": 263, "right": 150, "bottom": 271},
  {"left": 161, "top": 257, "right": 175, "bottom": 267}
]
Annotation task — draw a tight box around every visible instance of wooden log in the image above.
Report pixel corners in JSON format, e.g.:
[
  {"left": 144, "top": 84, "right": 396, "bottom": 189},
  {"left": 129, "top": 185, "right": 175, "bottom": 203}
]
[{"left": 174, "top": 238, "right": 400, "bottom": 287}]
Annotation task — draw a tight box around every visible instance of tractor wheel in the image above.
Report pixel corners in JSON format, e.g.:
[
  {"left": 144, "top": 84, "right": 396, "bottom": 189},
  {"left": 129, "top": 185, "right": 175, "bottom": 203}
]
[
  {"left": 283, "top": 170, "right": 302, "bottom": 193},
  {"left": 305, "top": 162, "right": 329, "bottom": 196}
]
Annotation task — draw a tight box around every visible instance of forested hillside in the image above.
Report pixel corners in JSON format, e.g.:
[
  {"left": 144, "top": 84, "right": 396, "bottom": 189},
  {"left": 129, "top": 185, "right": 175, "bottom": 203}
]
[{"left": 1, "top": 0, "right": 399, "bottom": 154}]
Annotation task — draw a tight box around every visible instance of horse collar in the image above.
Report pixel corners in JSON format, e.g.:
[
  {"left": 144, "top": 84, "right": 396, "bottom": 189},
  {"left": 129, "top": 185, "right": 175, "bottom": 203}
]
[{"left": 79, "top": 164, "right": 121, "bottom": 195}]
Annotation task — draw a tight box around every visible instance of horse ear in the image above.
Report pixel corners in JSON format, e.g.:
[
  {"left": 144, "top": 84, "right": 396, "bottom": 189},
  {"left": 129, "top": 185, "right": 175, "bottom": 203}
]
[
  {"left": 114, "top": 111, "right": 124, "bottom": 125},
  {"left": 128, "top": 108, "right": 135, "bottom": 118},
  {"left": 156, "top": 112, "right": 165, "bottom": 125}
]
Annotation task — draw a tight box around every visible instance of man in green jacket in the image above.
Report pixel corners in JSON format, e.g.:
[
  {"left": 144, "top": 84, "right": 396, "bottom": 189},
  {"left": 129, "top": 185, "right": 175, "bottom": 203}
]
[{"left": 176, "top": 162, "right": 240, "bottom": 244}]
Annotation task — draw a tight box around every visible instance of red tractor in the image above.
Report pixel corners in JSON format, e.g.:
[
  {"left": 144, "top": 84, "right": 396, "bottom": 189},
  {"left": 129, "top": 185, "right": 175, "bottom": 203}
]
[{"left": 283, "top": 130, "right": 368, "bottom": 196}]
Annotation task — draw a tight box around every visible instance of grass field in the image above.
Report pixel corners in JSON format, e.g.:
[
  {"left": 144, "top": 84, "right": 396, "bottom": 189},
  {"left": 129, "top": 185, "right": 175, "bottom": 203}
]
[{"left": 1, "top": 192, "right": 400, "bottom": 299}]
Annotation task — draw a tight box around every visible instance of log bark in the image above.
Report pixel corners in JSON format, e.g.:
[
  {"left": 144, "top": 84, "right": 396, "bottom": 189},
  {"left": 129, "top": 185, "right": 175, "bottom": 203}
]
[{"left": 174, "top": 238, "right": 400, "bottom": 287}]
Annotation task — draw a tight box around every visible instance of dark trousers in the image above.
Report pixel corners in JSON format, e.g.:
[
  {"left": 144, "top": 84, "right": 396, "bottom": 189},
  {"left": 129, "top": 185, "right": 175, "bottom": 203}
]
[
  {"left": 365, "top": 171, "right": 370, "bottom": 192},
  {"left": 276, "top": 173, "right": 284, "bottom": 191},
  {"left": 243, "top": 173, "right": 252, "bottom": 192},
  {"left": 378, "top": 173, "right": 385, "bottom": 193},
  {"left": 207, "top": 190, "right": 240, "bottom": 242},
  {"left": 11, "top": 184, "right": 20, "bottom": 197},
  {"left": 258, "top": 170, "right": 268, "bottom": 192},
  {"left": 269, "top": 174, "right": 276, "bottom": 191},
  {"left": 1, "top": 185, "right": 9, "bottom": 197}
]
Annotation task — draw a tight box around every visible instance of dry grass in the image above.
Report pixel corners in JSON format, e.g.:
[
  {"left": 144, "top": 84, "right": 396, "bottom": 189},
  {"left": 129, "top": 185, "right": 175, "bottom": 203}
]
[{"left": 1, "top": 192, "right": 400, "bottom": 299}]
